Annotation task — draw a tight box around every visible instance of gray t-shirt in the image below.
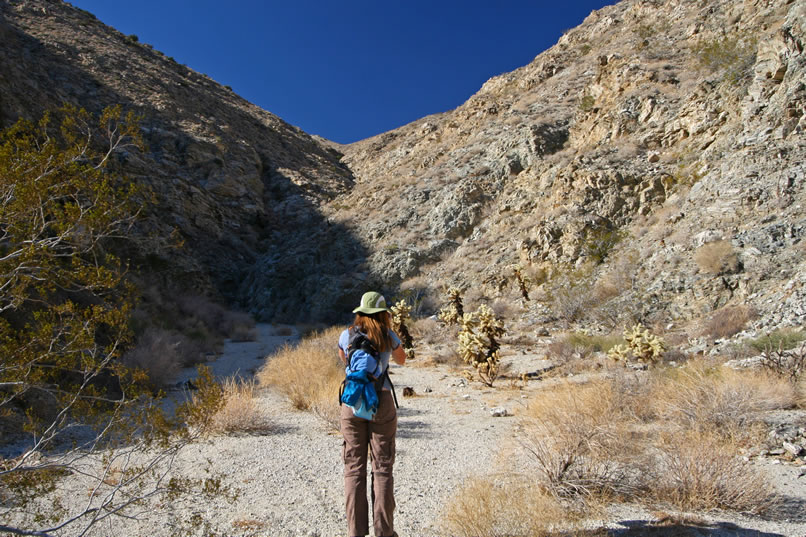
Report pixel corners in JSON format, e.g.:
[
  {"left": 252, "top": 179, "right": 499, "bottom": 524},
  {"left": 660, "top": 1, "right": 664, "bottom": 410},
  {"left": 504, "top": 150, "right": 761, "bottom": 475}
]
[{"left": 338, "top": 328, "right": 401, "bottom": 391}]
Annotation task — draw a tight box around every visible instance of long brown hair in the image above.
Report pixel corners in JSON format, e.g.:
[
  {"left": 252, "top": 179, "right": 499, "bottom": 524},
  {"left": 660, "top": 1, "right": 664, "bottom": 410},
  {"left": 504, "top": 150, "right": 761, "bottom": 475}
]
[{"left": 352, "top": 311, "right": 393, "bottom": 353}]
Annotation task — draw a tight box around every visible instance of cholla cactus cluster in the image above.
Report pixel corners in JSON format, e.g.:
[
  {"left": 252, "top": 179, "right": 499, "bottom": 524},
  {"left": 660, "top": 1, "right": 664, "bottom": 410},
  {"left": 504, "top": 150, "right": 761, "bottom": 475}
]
[
  {"left": 512, "top": 265, "right": 531, "bottom": 301},
  {"left": 437, "top": 287, "right": 464, "bottom": 325},
  {"left": 390, "top": 300, "right": 415, "bottom": 360},
  {"left": 608, "top": 324, "right": 666, "bottom": 363},
  {"left": 457, "top": 304, "right": 505, "bottom": 386}
]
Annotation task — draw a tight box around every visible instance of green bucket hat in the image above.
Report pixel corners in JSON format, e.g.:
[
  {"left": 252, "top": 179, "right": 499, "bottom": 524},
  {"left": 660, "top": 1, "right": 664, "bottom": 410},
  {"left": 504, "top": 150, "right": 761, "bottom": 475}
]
[{"left": 353, "top": 291, "right": 390, "bottom": 314}]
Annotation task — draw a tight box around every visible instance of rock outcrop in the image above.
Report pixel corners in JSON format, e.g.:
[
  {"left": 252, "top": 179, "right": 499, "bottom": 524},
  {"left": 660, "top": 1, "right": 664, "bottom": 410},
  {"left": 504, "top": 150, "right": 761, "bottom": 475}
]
[{"left": 331, "top": 0, "right": 805, "bottom": 329}]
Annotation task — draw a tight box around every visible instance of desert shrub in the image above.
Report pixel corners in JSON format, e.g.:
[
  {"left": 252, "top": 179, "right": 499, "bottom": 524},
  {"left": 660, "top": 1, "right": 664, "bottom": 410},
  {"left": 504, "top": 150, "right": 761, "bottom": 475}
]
[
  {"left": 608, "top": 324, "right": 666, "bottom": 363},
  {"left": 693, "top": 36, "right": 757, "bottom": 86},
  {"left": 440, "top": 476, "right": 574, "bottom": 537},
  {"left": 694, "top": 240, "right": 739, "bottom": 275},
  {"left": 649, "top": 361, "right": 794, "bottom": 435},
  {"left": 410, "top": 317, "right": 444, "bottom": 347},
  {"left": 653, "top": 430, "right": 775, "bottom": 515},
  {"left": 396, "top": 275, "right": 437, "bottom": 317},
  {"left": 546, "top": 332, "right": 623, "bottom": 376},
  {"left": 175, "top": 295, "right": 255, "bottom": 340},
  {"left": 121, "top": 328, "right": 206, "bottom": 388},
  {"left": 582, "top": 227, "right": 628, "bottom": 265},
  {"left": 221, "top": 310, "right": 257, "bottom": 341},
  {"left": 273, "top": 325, "right": 294, "bottom": 336},
  {"left": 579, "top": 94, "right": 595, "bottom": 112},
  {"left": 457, "top": 305, "right": 505, "bottom": 386},
  {"left": 564, "top": 332, "right": 624, "bottom": 354},
  {"left": 746, "top": 327, "right": 805, "bottom": 353},
  {"left": 545, "top": 263, "right": 598, "bottom": 323},
  {"left": 702, "top": 304, "right": 756, "bottom": 340},
  {"left": 521, "top": 380, "right": 645, "bottom": 500},
  {"left": 258, "top": 326, "right": 344, "bottom": 428},
  {"left": 210, "top": 377, "right": 271, "bottom": 434}
]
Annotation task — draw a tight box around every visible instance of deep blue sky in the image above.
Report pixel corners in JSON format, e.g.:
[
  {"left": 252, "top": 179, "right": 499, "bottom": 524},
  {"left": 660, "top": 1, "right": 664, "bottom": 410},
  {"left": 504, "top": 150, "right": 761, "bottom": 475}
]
[{"left": 69, "top": 1, "right": 614, "bottom": 144}]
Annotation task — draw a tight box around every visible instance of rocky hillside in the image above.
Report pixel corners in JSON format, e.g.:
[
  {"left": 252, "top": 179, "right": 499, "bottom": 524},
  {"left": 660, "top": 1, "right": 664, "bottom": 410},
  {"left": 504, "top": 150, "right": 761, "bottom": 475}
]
[
  {"left": 0, "top": 0, "right": 365, "bottom": 320},
  {"left": 2, "top": 0, "right": 804, "bottom": 330},
  {"left": 331, "top": 0, "right": 806, "bottom": 331}
]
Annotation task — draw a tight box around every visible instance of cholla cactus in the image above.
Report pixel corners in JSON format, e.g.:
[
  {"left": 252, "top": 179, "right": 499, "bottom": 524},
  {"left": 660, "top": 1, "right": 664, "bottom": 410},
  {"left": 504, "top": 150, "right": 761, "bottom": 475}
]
[
  {"left": 457, "top": 304, "right": 505, "bottom": 386},
  {"left": 512, "top": 265, "right": 530, "bottom": 301},
  {"left": 438, "top": 287, "right": 464, "bottom": 326},
  {"left": 608, "top": 324, "right": 666, "bottom": 363},
  {"left": 391, "top": 300, "right": 415, "bottom": 360}
]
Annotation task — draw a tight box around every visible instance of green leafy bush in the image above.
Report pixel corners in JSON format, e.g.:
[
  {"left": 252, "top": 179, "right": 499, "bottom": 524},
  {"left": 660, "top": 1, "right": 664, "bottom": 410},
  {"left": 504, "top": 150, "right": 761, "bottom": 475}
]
[
  {"left": 747, "top": 328, "right": 805, "bottom": 353},
  {"left": 693, "top": 37, "right": 757, "bottom": 86}
]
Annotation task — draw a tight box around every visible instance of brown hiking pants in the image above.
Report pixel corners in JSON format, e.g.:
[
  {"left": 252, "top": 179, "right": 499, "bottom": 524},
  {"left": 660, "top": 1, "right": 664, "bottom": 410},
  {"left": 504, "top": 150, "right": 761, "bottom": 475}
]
[{"left": 341, "top": 390, "right": 397, "bottom": 537}]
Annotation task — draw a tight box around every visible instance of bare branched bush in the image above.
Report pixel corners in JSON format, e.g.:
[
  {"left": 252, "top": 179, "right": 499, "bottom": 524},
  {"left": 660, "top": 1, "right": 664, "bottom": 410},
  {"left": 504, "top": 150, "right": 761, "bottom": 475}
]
[
  {"left": 210, "top": 377, "right": 272, "bottom": 434},
  {"left": 761, "top": 341, "right": 806, "bottom": 383},
  {"left": 441, "top": 476, "right": 576, "bottom": 537},
  {"left": 653, "top": 431, "right": 775, "bottom": 515},
  {"left": 258, "top": 326, "right": 344, "bottom": 428},
  {"left": 544, "top": 264, "right": 599, "bottom": 323}
]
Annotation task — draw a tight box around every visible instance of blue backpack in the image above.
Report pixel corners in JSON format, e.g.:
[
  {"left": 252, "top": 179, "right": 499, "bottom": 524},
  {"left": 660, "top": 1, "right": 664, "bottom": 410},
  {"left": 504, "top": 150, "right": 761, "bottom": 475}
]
[{"left": 339, "top": 329, "right": 398, "bottom": 420}]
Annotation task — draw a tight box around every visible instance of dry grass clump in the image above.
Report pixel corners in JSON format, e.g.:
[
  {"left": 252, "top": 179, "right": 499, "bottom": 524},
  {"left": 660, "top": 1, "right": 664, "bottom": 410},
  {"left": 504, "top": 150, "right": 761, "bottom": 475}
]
[
  {"left": 701, "top": 304, "right": 756, "bottom": 340},
  {"left": 258, "top": 326, "right": 344, "bottom": 428},
  {"left": 521, "top": 380, "right": 644, "bottom": 500},
  {"left": 653, "top": 431, "right": 776, "bottom": 515},
  {"left": 513, "top": 363, "right": 785, "bottom": 520},
  {"left": 441, "top": 476, "right": 577, "bottom": 537},
  {"left": 694, "top": 240, "right": 739, "bottom": 275},
  {"left": 649, "top": 361, "right": 794, "bottom": 436},
  {"left": 210, "top": 377, "right": 271, "bottom": 434}
]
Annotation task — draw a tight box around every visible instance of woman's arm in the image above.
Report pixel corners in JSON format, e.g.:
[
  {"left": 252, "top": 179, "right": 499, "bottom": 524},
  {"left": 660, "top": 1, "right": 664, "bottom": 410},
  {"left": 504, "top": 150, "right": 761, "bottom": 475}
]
[
  {"left": 391, "top": 344, "right": 406, "bottom": 365},
  {"left": 338, "top": 347, "right": 347, "bottom": 366}
]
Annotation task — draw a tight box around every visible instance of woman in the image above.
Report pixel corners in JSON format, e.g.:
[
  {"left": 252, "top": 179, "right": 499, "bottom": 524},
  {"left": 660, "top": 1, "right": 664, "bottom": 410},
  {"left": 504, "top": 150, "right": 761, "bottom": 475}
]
[{"left": 338, "top": 291, "right": 406, "bottom": 537}]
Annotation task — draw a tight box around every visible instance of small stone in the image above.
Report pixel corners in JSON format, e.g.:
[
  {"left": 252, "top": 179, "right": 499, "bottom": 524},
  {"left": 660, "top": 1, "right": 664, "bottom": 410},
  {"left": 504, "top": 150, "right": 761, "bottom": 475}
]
[
  {"left": 769, "top": 448, "right": 786, "bottom": 456},
  {"left": 462, "top": 394, "right": 471, "bottom": 399},
  {"left": 491, "top": 407, "right": 508, "bottom": 417},
  {"left": 783, "top": 442, "right": 804, "bottom": 457},
  {"left": 402, "top": 387, "right": 415, "bottom": 397},
  {"left": 424, "top": 387, "right": 433, "bottom": 393}
]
